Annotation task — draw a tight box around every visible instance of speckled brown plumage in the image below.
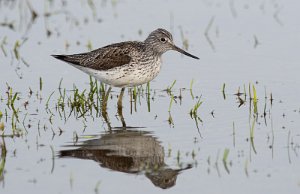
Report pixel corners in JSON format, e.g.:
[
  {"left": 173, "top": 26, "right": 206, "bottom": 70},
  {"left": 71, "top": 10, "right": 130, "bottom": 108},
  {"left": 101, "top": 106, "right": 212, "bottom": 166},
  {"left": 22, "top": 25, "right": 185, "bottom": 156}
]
[{"left": 52, "top": 42, "right": 146, "bottom": 71}]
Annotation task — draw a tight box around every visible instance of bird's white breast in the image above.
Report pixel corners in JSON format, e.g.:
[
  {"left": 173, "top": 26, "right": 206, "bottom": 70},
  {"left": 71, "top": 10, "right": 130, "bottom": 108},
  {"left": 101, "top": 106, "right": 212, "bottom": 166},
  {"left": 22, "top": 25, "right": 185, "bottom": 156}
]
[{"left": 72, "top": 57, "right": 162, "bottom": 88}]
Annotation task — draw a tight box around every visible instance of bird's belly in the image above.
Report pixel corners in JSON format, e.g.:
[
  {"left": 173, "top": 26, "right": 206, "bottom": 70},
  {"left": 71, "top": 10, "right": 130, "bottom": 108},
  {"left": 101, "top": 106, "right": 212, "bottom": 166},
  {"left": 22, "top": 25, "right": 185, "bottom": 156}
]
[
  {"left": 73, "top": 61, "right": 161, "bottom": 87},
  {"left": 126, "top": 62, "right": 161, "bottom": 87}
]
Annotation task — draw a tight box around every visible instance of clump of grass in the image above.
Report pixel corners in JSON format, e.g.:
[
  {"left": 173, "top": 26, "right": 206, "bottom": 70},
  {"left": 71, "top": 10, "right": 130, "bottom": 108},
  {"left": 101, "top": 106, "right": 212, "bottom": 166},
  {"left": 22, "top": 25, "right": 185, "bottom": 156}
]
[
  {"left": 6, "top": 86, "right": 20, "bottom": 123},
  {"left": 0, "top": 85, "right": 26, "bottom": 137},
  {"left": 189, "top": 96, "right": 203, "bottom": 135},
  {"left": 50, "top": 76, "right": 155, "bottom": 130},
  {"left": 166, "top": 80, "right": 176, "bottom": 95},
  {"left": 54, "top": 77, "right": 104, "bottom": 120},
  {"left": 190, "top": 98, "right": 202, "bottom": 116}
]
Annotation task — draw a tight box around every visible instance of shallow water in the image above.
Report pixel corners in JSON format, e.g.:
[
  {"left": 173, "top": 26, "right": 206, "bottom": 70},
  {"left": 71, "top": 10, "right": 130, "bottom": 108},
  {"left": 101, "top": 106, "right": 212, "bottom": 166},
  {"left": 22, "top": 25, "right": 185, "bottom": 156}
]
[{"left": 0, "top": 0, "right": 300, "bottom": 193}]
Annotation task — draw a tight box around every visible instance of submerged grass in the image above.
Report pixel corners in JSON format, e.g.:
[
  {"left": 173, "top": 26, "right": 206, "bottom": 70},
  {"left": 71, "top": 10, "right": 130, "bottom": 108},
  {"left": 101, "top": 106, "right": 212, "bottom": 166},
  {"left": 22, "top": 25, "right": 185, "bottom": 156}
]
[
  {"left": 0, "top": 85, "right": 28, "bottom": 137},
  {"left": 166, "top": 80, "right": 177, "bottom": 113},
  {"left": 189, "top": 96, "right": 203, "bottom": 135},
  {"left": 166, "top": 80, "right": 176, "bottom": 95},
  {"left": 0, "top": 37, "right": 7, "bottom": 57},
  {"left": 222, "top": 148, "right": 230, "bottom": 174},
  {"left": 39, "top": 77, "right": 43, "bottom": 91},
  {"left": 234, "top": 83, "right": 274, "bottom": 121},
  {"left": 54, "top": 77, "right": 105, "bottom": 120},
  {"left": 146, "top": 82, "right": 151, "bottom": 112},
  {"left": 13, "top": 40, "right": 20, "bottom": 60},
  {"left": 0, "top": 75, "right": 277, "bottom": 153},
  {"left": 222, "top": 83, "right": 226, "bottom": 100},
  {"left": 0, "top": 138, "right": 6, "bottom": 179},
  {"left": 168, "top": 94, "right": 174, "bottom": 112},
  {"left": 222, "top": 148, "right": 230, "bottom": 163},
  {"left": 190, "top": 79, "right": 195, "bottom": 100},
  {"left": 252, "top": 84, "right": 258, "bottom": 114}
]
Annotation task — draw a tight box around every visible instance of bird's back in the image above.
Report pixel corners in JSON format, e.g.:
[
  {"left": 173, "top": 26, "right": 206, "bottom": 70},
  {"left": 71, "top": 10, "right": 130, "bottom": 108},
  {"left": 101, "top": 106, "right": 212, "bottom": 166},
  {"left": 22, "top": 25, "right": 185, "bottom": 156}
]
[{"left": 52, "top": 41, "right": 146, "bottom": 71}]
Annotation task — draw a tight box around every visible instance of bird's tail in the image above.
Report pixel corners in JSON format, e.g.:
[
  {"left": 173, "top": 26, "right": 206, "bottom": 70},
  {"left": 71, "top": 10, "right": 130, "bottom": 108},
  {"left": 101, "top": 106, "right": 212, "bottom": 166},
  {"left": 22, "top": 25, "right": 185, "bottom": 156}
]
[{"left": 51, "top": 54, "right": 83, "bottom": 65}]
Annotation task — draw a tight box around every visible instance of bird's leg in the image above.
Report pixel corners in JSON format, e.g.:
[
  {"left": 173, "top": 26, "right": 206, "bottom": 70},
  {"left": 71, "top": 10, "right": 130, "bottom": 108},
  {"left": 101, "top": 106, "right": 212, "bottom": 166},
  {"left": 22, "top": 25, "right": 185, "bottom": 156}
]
[
  {"left": 117, "top": 87, "right": 126, "bottom": 128},
  {"left": 101, "top": 86, "right": 112, "bottom": 130}
]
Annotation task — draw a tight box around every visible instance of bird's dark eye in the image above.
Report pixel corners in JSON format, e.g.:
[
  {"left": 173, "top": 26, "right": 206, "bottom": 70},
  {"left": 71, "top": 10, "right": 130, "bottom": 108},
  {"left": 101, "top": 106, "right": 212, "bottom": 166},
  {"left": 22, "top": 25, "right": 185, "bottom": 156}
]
[{"left": 160, "top": 37, "right": 166, "bottom": 42}]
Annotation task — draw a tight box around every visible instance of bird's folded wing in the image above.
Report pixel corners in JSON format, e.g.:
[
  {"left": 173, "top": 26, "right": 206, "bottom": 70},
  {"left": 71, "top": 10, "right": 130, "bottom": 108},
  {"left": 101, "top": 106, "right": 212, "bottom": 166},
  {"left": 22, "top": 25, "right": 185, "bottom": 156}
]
[{"left": 81, "top": 45, "right": 132, "bottom": 71}]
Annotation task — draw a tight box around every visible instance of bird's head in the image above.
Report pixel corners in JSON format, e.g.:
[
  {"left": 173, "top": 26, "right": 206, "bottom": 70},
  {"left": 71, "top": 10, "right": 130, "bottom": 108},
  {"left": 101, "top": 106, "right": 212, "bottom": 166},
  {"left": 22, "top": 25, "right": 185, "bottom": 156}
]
[{"left": 145, "top": 28, "right": 199, "bottom": 59}]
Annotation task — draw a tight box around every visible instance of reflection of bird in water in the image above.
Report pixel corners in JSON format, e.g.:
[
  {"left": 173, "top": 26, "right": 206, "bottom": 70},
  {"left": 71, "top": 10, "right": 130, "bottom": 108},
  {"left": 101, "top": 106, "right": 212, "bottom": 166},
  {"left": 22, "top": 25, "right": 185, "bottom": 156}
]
[
  {"left": 59, "top": 130, "right": 192, "bottom": 189},
  {"left": 145, "top": 165, "right": 192, "bottom": 189}
]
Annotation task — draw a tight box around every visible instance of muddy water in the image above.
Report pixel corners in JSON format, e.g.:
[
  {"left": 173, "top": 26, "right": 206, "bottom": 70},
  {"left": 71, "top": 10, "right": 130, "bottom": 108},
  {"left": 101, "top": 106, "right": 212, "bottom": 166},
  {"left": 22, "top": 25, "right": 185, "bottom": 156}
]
[{"left": 0, "top": 0, "right": 300, "bottom": 194}]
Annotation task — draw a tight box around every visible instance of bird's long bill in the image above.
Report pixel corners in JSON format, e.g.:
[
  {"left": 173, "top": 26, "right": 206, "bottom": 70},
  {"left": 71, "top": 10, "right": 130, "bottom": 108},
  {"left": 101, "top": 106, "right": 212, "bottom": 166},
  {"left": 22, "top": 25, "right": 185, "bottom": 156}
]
[{"left": 173, "top": 45, "right": 199, "bottom": 59}]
